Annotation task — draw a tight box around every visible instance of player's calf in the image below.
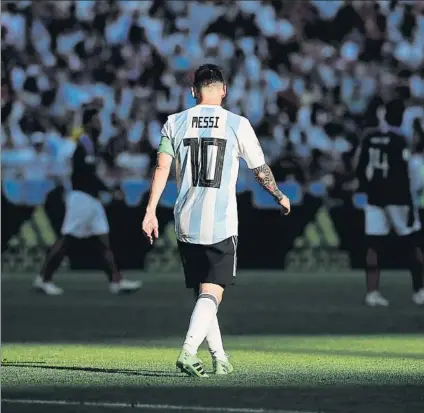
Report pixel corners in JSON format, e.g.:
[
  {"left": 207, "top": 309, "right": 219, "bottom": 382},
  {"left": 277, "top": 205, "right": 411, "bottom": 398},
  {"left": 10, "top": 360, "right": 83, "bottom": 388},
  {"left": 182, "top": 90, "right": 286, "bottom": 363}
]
[
  {"left": 409, "top": 244, "right": 424, "bottom": 291},
  {"left": 179, "top": 284, "right": 223, "bottom": 371},
  {"left": 364, "top": 246, "right": 389, "bottom": 306},
  {"left": 96, "top": 234, "right": 142, "bottom": 294},
  {"left": 182, "top": 289, "right": 221, "bottom": 354},
  {"left": 365, "top": 245, "right": 381, "bottom": 293},
  {"left": 408, "top": 241, "right": 424, "bottom": 305},
  {"left": 193, "top": 286, "right": 232, "bottom": 373},
  {"left": 39, "top": 237, "right": 68, "bottom": 282},
  {"left": 35, "top": 237, "right": 68, "bottom": 295}
]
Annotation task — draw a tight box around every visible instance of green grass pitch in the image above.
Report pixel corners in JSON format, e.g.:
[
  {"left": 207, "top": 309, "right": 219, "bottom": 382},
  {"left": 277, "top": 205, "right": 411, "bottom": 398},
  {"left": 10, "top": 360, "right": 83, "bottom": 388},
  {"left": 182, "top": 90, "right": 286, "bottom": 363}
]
[{"left": 2, "top": 271, "right": 424, "bottom": 413}]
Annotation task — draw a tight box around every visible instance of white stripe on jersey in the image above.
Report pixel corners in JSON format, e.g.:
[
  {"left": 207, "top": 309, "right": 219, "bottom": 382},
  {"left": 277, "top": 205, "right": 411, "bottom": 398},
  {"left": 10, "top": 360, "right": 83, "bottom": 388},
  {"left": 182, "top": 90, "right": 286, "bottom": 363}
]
[{"left": 161, "top": 105, "right": 265, "bottom": 245}]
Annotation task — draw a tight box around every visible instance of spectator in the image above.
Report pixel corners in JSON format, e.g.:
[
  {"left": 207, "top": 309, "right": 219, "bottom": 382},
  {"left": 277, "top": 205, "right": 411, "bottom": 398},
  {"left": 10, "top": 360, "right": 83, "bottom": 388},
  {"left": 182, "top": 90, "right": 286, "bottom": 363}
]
[{"left": 0, "top": 0, "right": 422, "bottom": 197}]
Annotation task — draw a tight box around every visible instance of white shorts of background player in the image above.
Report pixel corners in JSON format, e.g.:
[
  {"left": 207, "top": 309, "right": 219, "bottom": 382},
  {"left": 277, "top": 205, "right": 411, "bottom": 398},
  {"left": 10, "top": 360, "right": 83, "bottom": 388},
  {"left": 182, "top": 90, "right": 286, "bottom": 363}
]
[
  {"left": 61, "top": 190, "right": 109, "bottom": 238},
  {"left": 365, "top": 204, "right": 422, "bottom": 236}
]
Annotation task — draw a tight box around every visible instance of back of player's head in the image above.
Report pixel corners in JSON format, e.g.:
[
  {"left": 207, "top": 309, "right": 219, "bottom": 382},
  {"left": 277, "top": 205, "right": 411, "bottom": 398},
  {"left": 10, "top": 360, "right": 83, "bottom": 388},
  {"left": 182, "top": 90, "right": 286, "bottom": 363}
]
[
  {"left": 193, "top": 64, "right": 225, "bottom": 90},
  {"left": 385, "top": 99, "right": 404, "bottom": 127},
  {"left": 192, "top": 64, "right": 227, "bottom": 103}
]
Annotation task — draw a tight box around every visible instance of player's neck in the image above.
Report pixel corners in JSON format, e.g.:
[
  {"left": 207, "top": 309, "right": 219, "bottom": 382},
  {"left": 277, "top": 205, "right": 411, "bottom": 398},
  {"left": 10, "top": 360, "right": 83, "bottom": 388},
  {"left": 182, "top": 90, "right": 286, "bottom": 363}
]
[{"left": 197, "top": 99, "right": 222, "bottom": 106}]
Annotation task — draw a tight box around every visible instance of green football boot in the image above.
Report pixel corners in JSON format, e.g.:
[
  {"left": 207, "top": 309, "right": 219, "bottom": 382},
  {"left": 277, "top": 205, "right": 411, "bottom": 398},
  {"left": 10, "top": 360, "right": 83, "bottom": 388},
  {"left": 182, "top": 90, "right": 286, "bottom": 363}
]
[
  {"left": 176, "top": 350, "right": 208, "bottom": 378},
  {"left": 213, "top": 356, "right": 234, "bottom": 375}
]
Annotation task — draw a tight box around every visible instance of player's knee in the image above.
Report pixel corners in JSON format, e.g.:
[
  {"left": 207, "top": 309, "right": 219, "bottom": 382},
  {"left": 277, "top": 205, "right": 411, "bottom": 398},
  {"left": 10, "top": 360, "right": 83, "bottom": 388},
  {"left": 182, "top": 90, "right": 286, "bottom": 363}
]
[
  {"left": 200, "top": 283, "right": 224, "bottom": 304},
  {"left": 96, "top": 234, "right": 111, "bottom": 249},
  {"left": 50, "top": 236, "right": 69, "bottom": 255}
]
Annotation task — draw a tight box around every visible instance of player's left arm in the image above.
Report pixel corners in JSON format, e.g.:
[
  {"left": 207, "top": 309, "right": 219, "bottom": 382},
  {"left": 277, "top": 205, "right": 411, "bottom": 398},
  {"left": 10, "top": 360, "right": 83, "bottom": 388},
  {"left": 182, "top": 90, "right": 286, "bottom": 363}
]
[{"left": 142, "top": 121, "right": 174, "bottom": 243}]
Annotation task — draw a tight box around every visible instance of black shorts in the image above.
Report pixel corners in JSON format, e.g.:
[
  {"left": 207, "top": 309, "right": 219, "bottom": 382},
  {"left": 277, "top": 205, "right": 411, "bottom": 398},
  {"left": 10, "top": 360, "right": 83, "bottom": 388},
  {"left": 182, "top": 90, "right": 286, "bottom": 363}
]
[{"left": 178, "top": 236, "right": 238, "bottom": 289}]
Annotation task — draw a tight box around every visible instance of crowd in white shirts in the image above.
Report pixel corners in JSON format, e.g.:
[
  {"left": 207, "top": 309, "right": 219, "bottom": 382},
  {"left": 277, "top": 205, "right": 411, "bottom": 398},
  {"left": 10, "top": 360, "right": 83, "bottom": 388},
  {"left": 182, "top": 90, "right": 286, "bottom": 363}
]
[{"left": 1, "top": 0, "right": 423, "bottom": 196}]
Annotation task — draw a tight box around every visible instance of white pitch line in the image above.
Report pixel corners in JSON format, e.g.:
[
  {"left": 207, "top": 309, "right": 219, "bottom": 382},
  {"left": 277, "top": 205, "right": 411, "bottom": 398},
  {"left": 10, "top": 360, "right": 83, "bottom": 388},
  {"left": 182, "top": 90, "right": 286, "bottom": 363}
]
[{"left": 1, "top": 399, "right": 321, "bottom": 413}]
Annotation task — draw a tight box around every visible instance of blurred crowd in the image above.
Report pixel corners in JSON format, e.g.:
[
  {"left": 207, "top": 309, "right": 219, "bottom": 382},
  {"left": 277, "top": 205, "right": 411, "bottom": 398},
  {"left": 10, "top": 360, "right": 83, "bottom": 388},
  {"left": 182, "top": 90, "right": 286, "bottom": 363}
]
[{"left": 1, "top": 0, "right": 424, "bottom": 197}]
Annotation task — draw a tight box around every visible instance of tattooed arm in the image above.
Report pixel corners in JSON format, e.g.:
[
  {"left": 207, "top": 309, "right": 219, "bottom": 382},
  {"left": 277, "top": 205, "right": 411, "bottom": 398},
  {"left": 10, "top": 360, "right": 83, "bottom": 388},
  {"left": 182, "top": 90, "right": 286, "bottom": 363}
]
[
  {"left": 252, "top": 164, "right": 291, "bottom": 214},
  {"left": 237, "top": 117, "right": 290, "bottom": 214},
  {"left": 252, "top": 163, "right": 284, "bottom": 200}
]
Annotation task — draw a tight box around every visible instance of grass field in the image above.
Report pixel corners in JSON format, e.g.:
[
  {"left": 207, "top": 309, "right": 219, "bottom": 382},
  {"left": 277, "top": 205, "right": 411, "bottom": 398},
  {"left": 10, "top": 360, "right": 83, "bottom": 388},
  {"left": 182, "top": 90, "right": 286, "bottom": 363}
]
[{"left": 2, "top": 270, "right": 424, "bottom": 413}]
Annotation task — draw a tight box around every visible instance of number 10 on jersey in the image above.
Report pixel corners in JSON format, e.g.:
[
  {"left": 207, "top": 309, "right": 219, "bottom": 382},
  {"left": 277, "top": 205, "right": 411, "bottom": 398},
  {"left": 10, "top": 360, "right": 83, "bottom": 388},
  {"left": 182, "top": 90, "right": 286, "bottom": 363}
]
[{"left": 183, "top": 138, "right": 227, "bottom": 189}]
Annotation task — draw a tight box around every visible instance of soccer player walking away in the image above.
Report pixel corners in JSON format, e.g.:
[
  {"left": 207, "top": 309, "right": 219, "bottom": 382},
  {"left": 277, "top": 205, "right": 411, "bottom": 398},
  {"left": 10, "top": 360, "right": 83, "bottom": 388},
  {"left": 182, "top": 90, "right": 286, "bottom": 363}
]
[
  {"left": 142, "top": 64, "right": 290, "bottom": 377},
  {"left": 356, "top": 99, "right": 424, "bottom": 307},
  {"left": 34, "top": 108, "right": 142, "bottom": 296}
]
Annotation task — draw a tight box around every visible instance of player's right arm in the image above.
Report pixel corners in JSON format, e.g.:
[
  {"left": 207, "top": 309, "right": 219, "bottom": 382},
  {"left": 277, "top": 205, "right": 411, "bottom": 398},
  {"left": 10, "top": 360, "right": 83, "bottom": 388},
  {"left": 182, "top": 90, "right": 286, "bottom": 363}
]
[
  {"left": 237, "top": 117, "right": 291, "bottom": 215},
  {"left": 142, "top": 119, "right": 174, "bottom": 244}
]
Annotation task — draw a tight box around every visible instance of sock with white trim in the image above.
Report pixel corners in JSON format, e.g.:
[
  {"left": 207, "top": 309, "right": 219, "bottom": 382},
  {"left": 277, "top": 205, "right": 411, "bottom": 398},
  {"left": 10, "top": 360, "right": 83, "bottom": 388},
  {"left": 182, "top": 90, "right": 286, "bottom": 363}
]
[{"left": 183, "top": 293, "right": 218, "bottom": 355}]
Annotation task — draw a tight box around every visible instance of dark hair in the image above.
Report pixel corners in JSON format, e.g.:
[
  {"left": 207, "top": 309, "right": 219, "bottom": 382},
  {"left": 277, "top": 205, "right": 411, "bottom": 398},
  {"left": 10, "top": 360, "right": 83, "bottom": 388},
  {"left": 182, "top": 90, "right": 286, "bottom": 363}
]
[
  {"left": 385, "top": 99, "right": 404, "bottom": 127},
  {"left": 193, "top": 64, "right": 225, "bottom": 91}
]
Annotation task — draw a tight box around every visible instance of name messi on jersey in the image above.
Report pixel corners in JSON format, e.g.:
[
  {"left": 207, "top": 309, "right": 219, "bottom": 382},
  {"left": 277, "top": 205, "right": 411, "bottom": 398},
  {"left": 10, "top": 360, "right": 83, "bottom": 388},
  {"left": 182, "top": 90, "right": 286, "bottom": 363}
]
[{"left": 192, "top": 116, "right": 220, "bottom": 129}]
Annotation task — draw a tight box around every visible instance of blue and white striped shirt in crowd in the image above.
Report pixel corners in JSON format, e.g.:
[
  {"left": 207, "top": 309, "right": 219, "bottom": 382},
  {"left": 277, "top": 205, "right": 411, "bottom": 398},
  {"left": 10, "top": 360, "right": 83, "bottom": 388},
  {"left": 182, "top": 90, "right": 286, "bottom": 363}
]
[{"left": 158, "top": 105, "right": 265, "bottom": 245}]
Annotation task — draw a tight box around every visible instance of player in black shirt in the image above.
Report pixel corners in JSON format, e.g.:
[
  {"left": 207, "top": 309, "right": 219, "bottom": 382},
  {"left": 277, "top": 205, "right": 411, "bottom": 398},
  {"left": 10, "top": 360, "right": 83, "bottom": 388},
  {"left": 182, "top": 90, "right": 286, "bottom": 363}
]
[
  {"left": 34, "top": 108, "right": 142, "bottom": 295},
  {"left": 356, "top": 99, "right": 423, "bottom": 306}
]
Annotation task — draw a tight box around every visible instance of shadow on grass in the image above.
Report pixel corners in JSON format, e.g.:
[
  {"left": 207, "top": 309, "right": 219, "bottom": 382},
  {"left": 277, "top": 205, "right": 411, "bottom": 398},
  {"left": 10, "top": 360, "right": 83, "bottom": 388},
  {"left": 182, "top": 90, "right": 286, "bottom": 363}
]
[{"left": 2, "top": 362, "right": 181, "bottom": 378}]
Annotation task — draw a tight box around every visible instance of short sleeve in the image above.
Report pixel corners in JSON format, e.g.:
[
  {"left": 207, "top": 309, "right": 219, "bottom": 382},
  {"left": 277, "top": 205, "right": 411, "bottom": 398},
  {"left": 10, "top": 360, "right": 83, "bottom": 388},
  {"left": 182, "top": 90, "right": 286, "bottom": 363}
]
[
  {"left": 157, "top": 118, "right": 175, "bottom": 158},
  {"left": 237, "top": 117, "right": 266, "bottom": 169}
]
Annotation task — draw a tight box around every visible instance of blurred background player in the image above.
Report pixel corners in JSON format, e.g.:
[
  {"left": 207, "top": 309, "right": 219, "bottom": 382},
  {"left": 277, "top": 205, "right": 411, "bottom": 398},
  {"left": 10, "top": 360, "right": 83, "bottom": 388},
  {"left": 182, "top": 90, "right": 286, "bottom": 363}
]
[
  {"left": 356, "top": 99, "right": 424, "bottom": 307},
  {"left": 142, "top": 64, "right": 290, "bottom": 377},
  {"left": 34, "top": 107, "right": 142, "bottom": 295}
]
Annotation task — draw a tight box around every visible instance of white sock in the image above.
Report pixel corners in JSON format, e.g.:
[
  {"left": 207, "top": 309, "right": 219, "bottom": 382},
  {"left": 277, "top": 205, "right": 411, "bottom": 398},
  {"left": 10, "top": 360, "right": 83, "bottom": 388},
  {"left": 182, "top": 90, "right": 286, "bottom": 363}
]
[
  {"left": 206, "top": 314, "right": 226, "bottom": 361},
  {"left": 183, "top": 293, "right": 218, "bottom": 355}
]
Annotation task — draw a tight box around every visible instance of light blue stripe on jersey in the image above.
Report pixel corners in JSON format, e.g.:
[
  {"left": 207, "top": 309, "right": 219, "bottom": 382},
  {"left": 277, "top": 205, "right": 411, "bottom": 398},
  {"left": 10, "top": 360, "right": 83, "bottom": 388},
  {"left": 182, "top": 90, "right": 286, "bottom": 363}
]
[
  {"left": 213, "top": 112, "right": 241, "bottom": 243},
  {"left": 173, "top": 110, "right": 189, "bottom": 237},
  {"left": 188, "top": 106, "right": 216, "bottom": 240}
]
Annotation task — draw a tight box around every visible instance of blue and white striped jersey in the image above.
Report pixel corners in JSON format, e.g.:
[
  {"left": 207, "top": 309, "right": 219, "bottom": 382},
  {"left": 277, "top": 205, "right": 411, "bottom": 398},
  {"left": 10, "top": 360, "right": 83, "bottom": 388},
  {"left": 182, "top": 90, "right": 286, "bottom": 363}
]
[{"left": 158, "top": 105, "right": 265, "bottom": 245}]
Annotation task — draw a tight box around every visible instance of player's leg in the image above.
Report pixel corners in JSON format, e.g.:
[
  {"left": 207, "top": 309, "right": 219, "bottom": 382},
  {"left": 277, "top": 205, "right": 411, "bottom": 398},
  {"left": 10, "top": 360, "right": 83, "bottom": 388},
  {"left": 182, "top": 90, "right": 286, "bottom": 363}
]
[
  {"left": 192, "top": 285, "right": 227, "bottom": 363},
  {"left": 387, "top": 206, "right": 424, "bottom": 304},
  {"left": 90, "top": 196, "right": 142, "bottom": 294},
  {"left": 409, "top": 240, "right": 424, "bottom": 305},
  {"left": 189, "top": 284, "right": 230, "bottom": 375},
  {"left": 177, "top": 238, "right": 236, "bottom": 377},
  {"left": 34, "top": 191, "right": 82, "bottom": 295},
  {"left": 175, "top": 242, "right": 210, "bottom": 377},
  {"left": 200, "top": 283, "right": 234, "bottom": 375},
  {"left": 34, "top": 236, "right": 68, "bottom": 295},
  {"left": 178, "top": 281, "right": 224, "bottom": 377},
  {"left": 205, "top": 237, "right": 237, "bottom": 375},
  {"left": 364, "top": 241, "right": 389, "bottom": 307},
  {"left": 364, "top": 205, "right": 390, "bottom": 307},
  {"left": 95, "top": 234, "right": 142, "bottom": 293}
]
